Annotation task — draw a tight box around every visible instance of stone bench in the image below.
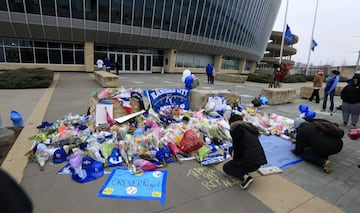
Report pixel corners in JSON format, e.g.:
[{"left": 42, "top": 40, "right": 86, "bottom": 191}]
[
  {"left": 261, "top": 88, "right": 296, "bottom": 105},
  {"left": 189, "top": 89, "right": 239, "bottom": 111},
  {"left": 215, "top": 74, "right": 248, "bottom": 83},
  {"left": 94, "top": 71, "right": 120, "bottom": 88},
  {"left": 300, "top": 85, "right": 344, "bottom": 98},
  {"left": 300, "top": 87, "right": 325, "bottom": 99}
]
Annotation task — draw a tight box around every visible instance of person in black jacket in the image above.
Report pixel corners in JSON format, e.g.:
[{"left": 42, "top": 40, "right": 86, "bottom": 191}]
[
  {"left": 292, "top": 118, "right": 343, "bottom": 173},
  {"left": 340, "top": 75, "right": 360, "bottom": 128},
  {"left": 223, "top": 114, "right": 267, "bottom": 189}
]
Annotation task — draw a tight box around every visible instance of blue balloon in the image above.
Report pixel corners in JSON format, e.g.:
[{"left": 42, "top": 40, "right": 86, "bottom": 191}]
[
  {"left": 305, "top": 110, "right": 316, "bottom": 118},
  {"left": 298, "top": 104, "right": 309, "bottom": 113}
]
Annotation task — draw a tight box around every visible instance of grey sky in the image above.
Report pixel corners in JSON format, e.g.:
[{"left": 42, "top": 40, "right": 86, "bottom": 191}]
[{"left": 273, "top": 0, "right": 360, "bottom": 66}]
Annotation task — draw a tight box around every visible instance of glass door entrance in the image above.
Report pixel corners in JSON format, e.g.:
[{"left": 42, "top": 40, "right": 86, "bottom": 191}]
[{"left": 108, "top": 52, "right": 152, "bottom": 73}]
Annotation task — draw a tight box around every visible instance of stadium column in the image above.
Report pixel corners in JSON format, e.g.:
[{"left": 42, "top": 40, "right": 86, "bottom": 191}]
[
  {"left": 163, "top": 49, "right": 177, "bottom": 73},
  {"left": 238, "top": 58, "right": 246, "bottom": 74},
  {"left": 249, "top": 61, "right": 257, "bottom": 73},
  {"left": 214, "top": 55, "right": 222, "bottom": 74},
  {"left": 85, "top": 42, "right": 95, "bottom": 72}
]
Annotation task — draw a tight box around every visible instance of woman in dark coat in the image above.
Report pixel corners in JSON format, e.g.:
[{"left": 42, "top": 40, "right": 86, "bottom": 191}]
[
  {"left": 292, "top": 119, "right": 343, "bottom": 173},
  {"left": 340, "top": 75, "right": 360, "bottom": 128},
  {"left": 223, "top": 114, "right": 267, "bottom": 189}
]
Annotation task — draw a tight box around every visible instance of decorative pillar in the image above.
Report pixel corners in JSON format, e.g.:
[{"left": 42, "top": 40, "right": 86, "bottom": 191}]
[
  {"left": 85, "top": 42, "right": 94, "bottom": 72},
  {"left": 238, "top": 58, "right": 246, "bottom": 73},
  {"left": 163, "top": 49, "right": 176, "bottom": 73},
  {"left": 249, "top": 61, "right": 257, "bottom": 73},
  {"left": 214, "top": 55, "right": 222, "bottom": 74}
]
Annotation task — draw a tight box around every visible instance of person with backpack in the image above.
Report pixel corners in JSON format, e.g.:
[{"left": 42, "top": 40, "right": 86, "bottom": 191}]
[
  {"left": 340, "top": 75, "right": 360, "bottom": 128},
  {"left": 223, "top": 114, "right": 267, "bottom": 190},
  {"left": 292, "top": 117, "right": 344, "bottom": 173},
  {"left": 321, "top": 70, "right": 340, "bottom": 113}
]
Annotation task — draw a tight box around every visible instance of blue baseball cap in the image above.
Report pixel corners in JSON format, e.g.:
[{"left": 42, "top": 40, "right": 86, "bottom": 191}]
[
  {"left": 89, "top": 161, "right": 104, "bottom": 178},
  {"left": 52, "top": 147, "right": 67, "bottom": 164},
  {"left": 71, "top": 158, "right": 103, "bottom": 184}
]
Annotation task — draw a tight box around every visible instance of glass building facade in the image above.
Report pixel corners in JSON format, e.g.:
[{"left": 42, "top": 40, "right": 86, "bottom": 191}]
[{"left": 0, "top": 0, "right": 281, "bottom": 72}]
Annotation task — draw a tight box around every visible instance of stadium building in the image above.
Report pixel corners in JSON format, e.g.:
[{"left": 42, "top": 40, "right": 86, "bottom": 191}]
[{"left": 0, "top": 0, "right": 281, "bottom": 74}]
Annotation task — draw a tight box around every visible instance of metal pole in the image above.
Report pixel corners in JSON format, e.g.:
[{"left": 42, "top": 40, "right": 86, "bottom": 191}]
[
  {"left": 279, "top": 0, "right": 290, "bottom": 64},
  {"left": 305, "top": 0, "right": 319, "bottom": 76}
]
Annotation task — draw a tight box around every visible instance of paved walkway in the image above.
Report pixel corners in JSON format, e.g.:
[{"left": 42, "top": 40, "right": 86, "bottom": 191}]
[{"left": 1, "top": 72, "right": 359, "bottom": 213}]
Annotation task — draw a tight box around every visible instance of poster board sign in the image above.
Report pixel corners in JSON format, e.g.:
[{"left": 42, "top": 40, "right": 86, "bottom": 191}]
[
  {"left": 98, "top": 168, "right": 168, "bottom": 205},
  {"left": 95, "top": 104, "right": 113, "bottom": 127},
  {"left": 146, "top": 88, "right": 190, "bottom": 112}
]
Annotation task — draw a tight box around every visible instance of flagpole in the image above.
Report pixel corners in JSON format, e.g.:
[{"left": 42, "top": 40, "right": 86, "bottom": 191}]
[
  {"left": 279, "top": 0, "right": 290, "bottom": 64},
  {"left": 305, "top": 0, "right": 320, "bottom": 75}
]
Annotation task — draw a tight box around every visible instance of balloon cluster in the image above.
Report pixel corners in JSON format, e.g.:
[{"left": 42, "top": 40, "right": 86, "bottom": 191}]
[{"left": 298, "top": 103, "right": 316, "bottom": 118}]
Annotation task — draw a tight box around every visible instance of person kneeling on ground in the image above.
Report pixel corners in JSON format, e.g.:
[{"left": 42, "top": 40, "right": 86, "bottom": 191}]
[
  {"left": 292, "top": 118, "right": 343, "bottom": 173},
  {"left": 223, "top": 114, "right": 267, "bottom": 190}
]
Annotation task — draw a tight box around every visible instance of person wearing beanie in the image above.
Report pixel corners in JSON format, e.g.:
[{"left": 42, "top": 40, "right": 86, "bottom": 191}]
[
  {"left": 309, "top": 69, "right": 324, "bottom": 104},
  {"left": 321, "top": 70, "right": 340, "bottom": 112},
  {"left": 292, "top": 117, "right": 343, "bottom": 173},
  {"left": 223, "top": 114, "right": 267, "bottom": 190},
  {"left": 340, "top": 75, "right": 360, "bottom": 128}
]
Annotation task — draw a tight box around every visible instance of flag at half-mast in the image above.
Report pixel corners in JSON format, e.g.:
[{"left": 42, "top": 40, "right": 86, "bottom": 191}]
[
  {"left": 284, "top": 24, "right": 295, "bottom": 45},
  {"left": 311, "top": 39, "right": 318, "bottom": 51}
]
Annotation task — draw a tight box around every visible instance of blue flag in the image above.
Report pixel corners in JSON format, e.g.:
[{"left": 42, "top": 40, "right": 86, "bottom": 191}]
[
  {"left": 311, "top": 39, "right": 318, "bottom": 51},
  {"left": 284, "top": 24, "right": 295, "bottom": 45}
]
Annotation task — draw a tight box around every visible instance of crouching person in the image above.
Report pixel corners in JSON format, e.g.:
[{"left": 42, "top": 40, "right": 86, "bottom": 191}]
[
  {"left": 223, "top": 114, "right": 267, "bottom": 189},
  {"left": 292, "top": 118, "right": 343, "bottom": 173}
]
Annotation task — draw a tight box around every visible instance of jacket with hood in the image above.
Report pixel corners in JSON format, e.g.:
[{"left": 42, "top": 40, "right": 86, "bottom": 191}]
[
  {"left": 341, "top": 75, "right": 360, "bottom": 104},
  {"left": 230, "top": 121, "right": 267, "bottom": 168}
]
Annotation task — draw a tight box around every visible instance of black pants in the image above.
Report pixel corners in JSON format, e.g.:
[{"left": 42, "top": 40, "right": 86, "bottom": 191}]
[{"left": 309, "top": 88, "right": 320, "bottom": 103}]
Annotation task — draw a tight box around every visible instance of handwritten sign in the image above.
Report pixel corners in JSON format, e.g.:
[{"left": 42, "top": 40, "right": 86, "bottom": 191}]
[
  {"left": 98, "top": 168, "right": 167, "bottom": 205},
  {"left": 187, "top": 166, "right": 240, "bottom": 190}
]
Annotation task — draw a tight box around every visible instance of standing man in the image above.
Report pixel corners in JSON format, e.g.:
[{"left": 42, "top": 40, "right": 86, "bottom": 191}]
[
  {"left": 105, "top": 57, "right": 111, "bottom": 72},
  {"left": 309, "top": 69, "right": 324, "bottom": 103},
  {"left": 115, "top": 58, "right": 121, "bottom": 75},
  {"left": 321, "top": 70, "right": 340, "bottom": 112},
  {"left": 96, "top": 58, "right": 104, "bottom": 71},
  {"left": 206, "top": 63, "right": 214, "bottom": 84}
]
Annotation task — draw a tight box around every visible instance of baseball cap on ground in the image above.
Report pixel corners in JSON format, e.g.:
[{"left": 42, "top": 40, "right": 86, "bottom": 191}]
[
  {"left": 52, "top": 147, "right": 67, "bottom": 164},
  {"left": 71, "top": 158, "right": 104, "bottom": 183}
]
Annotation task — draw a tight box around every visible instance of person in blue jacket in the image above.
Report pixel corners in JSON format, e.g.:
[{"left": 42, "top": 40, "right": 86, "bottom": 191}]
[
  {"left": 206, "top": 64, "right": 214, "bottom": 84},
  {"left": 321, "top": 70, "right": 340, "bottom": 112}
]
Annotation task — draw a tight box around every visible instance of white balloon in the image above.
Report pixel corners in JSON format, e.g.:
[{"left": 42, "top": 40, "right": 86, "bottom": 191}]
[{"left": 182, "top": 69, "right": 191, "bottom": 82}]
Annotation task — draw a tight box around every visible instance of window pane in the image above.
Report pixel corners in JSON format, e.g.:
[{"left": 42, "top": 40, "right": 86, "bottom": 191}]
[
  {"left": 62, "top": 43, "right": 73, "bottom": 49},
  {"left": 0, "top": 0, "right": 7, "bottom": 11},
  {"left": 71, "top": 0, "right": 83, "bottom": 19},
  {"left": 4, "top": 39, "right": 18, "bottom": 46},
  {"left": 85, "top": 0, "right": 97, "bottom": 21},
  {"left": 199, "top": 1, "right": 210, "bottom": 36},
  {"left": 98, "top": 0, "right": 109, "bottom": 22},
  {"left": 153, "top": 55, "right": 163, "bottom": 66},
  {"left": 132, "top": 55, "right": 137, "bottom": 70},
  {"left": 178, "top": 0, "right": 189, "bottom": 33},
  {"left": 94, "top": 52, "right": 107, "bottom": 64},
  {"left": 143, "top": 0, "right": 153, "bottom": 28},
  {"left": 171, "top": 0, "right": 181, "bottom": 32},
  {"left": 146, "top": 56, "right": 151, "bottom": 70},
  {"left": 35, "top": 49, "right": 48, "bottom": 63},
  {"left": 34, "top": 41, "right": 47, "bottom": 48},
  {"left": 205, "top": 2, "right": 216, "bottom": 38},
  {"left": 162, "top": 0, "right": 172, "bottom": 30},
  {"left": 5, "top": 47, "right": 20, "bottom": 63},
  {"left": 48, "top": 42, "right": 60, "bottom": 48},
  {"left": 186, "top": 0, "right": 196, "bottom": 34},
  {"left": 62, "top": 50, "right": 74, "bottom": 64},
  {"left": 193, "top": 0, "right": 203, "bottom": 35},
  {"left": 9, "top": 0, "right": 24, "bottom": 12},
  {"left": 57, "top": 0, "right": 70, "bottom": 17},
  {"left": 211, "top": 2, "right": 221, "bottom": 39},
  {"left": 75, "top": 51, "right": 84, "bottom": 64},
  {"left": 95, "top": 46, "right": 107, "bottom": 51},
  {"left": 153, "top": 0, "right": 163, "bottom": 29},
  {"left": 133, "top": 0, "right": 143, "bottom": 27},
  {"left": 123, "top": 0, "right": 133, "bottom": 25},
  {"left": 19, "top": 40, "right": 33, "bottom": 47},
  {"left": 42, "top": 0, "right": 56, "bottom": 16},
  {"left": 0, "top": 48, "right": 4, "bottom": 62},
  {"left": 49, "top": 49, "right": 61, "bottom": 64},
  {"left": 20, "top": 48, "right": 34, "bottom": 63},
  {"left": 111, "top": 0, "right": 121, "bottom": 23},
  {"left": 74, "top": 44, "right": 84, "bottom": 49},
  {"left": 26, "top": 0, "right": 40, "bottom": 14}
]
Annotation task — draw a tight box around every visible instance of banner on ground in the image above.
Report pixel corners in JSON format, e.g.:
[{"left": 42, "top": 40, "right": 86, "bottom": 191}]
[{"left": 146, "top": 88, "right": 190, "bottom": 112}]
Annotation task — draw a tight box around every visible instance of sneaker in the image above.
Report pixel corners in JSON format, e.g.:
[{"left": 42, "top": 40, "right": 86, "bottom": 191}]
[
  {"left": 339, "top": 122, "right": 347, "bottom": 127},
  {"left": 323, "top": 160, "right": 331, "bottom": 174},
  {"left": 240, "top": 176, "right": 254, "bottom": 190},
  {"left": 351, "top": 124, "right": 356, "bottom": 129}
]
